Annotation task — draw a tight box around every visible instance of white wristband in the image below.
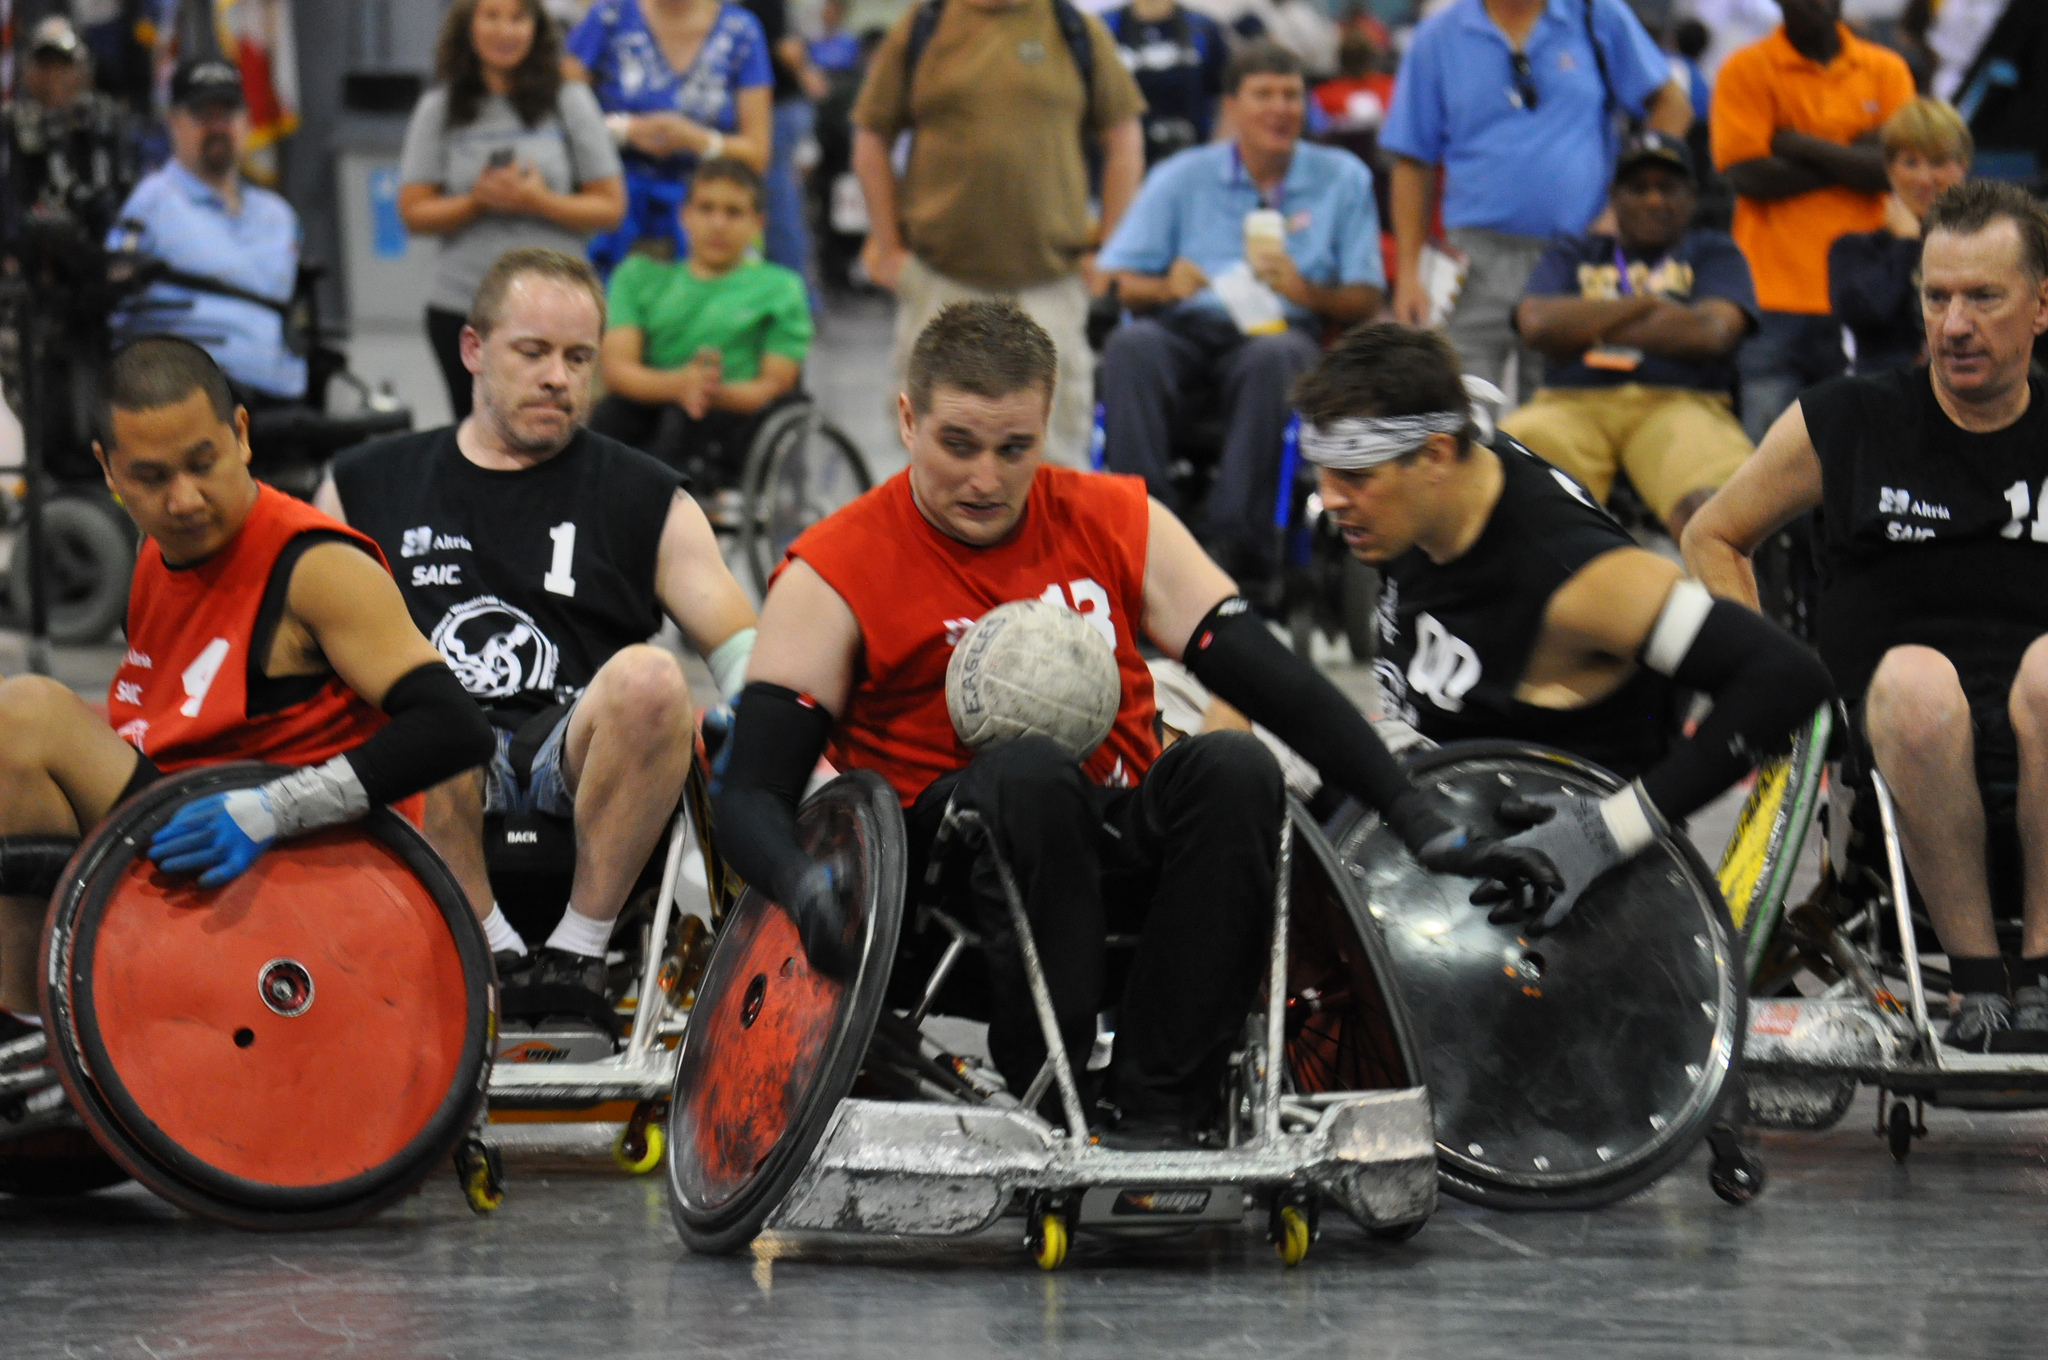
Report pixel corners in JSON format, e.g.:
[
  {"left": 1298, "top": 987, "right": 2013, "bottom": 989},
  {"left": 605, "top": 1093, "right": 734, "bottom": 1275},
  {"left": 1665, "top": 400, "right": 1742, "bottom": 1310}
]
[
  {"left": 1599, "top": 783, "right": 1660, "bottom": 857},
  {"left": 259, "top": 755, "right": 371, "bottom": 841},
  {"left": 703, "top": 130, "right": 725, "bottom": 161},
  {"left": 706, "top": 627, "right": 756, "bottom": 702}
]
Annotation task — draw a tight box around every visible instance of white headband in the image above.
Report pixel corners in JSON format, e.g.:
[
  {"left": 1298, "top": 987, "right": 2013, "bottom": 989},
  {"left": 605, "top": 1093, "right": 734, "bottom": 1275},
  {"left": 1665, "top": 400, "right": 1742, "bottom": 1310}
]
[{"left": 1297, "top": 376, "right": 1506, "bottom": 470}]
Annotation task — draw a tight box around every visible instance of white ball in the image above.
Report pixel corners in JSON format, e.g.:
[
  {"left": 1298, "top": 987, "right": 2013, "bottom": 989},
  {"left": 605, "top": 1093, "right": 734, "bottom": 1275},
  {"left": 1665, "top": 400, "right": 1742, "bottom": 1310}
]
[{"left": 946, "top": 599, "right": 1121, "bottom": 761}]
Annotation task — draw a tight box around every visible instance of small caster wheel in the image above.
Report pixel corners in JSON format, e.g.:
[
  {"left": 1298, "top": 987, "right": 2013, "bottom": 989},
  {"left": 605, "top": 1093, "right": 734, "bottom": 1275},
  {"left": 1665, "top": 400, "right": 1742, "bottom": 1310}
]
[
  {"left": 611, "top": 1121, "right": 665, "bottom": 1175},
  {"left": 1273, "top": 1206, "right": 1312, "bottom": 1266},
  {"left": 1368, "top": 1218, "right": 1426, "bottom": 1243},
  {"left": 455, "top": 1137, "right": 503, "bottom": 1214},
  {"left": 1705, "top": 1124, "right": 1765, "bottom": 1205},
  {"left": 1028, "top": 1210, "right": 1069, "bottom": 1271},
  {"left": 1886, "top": 1098, "right": 1915, "bottom": 1163}
]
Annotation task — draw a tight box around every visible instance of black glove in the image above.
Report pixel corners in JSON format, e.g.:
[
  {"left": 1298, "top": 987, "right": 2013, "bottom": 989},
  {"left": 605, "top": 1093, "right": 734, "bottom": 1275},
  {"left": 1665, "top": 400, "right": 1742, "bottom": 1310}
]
[
  {"left": 784, "top": 863, "right": 857, "bottom": 981},
  {"left": 1469, "top": 788, "right": 1655, "bottom": 934},
  {"left": 1386, "top": 789, "right": 1563, "bottom": 919}
]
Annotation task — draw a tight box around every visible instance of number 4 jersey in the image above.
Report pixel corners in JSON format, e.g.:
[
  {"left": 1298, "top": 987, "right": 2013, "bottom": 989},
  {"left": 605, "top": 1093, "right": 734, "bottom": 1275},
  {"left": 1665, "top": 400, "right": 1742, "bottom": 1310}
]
[
  {"left": 330, "top": 427, "right": 683, "bottom": 721},
  {"left": 1377, "top": 438, "right": 1675, "bottom": 779},
  {"left": 1806, "top": 365, "right": 2048, "bottom": 704}
]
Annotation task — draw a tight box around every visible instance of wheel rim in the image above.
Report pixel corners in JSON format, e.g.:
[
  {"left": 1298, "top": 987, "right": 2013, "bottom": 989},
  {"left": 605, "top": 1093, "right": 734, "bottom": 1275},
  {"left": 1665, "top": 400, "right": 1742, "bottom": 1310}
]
[{"left": 746, "top": 420, "right": 869, "bottom": 591}]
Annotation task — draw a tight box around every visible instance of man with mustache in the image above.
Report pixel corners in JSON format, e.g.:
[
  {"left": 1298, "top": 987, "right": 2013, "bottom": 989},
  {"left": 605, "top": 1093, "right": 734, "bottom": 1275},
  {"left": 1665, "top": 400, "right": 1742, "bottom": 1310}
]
[
  {"left": 107, "top": 59, "right": 308, "bottom": 403},
  {"left": 1685, "top": 181, "right": 2048, "bottom": 1052},
  {"left": 317, "top": 248, "right": 758, "bottom": 1040}
]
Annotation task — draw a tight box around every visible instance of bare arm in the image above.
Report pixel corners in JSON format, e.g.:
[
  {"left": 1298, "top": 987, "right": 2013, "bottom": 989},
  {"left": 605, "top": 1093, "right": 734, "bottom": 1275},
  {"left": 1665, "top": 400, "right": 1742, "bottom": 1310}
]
[
  {"left": 708, "top": 353, "right": 802, "bottom": 415},
  {"left": 725, "top": 86, "right": 774, "bottom": 171},
  {"left": 1140, "top": 497, "right": 1238, "bottom": 659},
  {"left": 852, "top": 127, "right": 905, "bottom": 288},
  {"left": 743, "top": 556, "right": 861, "bottom": 715},
  {"left": 520, "top": 173, "right": 627, "bottom": 233},
  {"left": 1285, "top": 278, "right": 1382, "bottom": 325},
  {"left": 1111, "top": 263, "right": 1205, "bottom": 312},
  {"left": 1096, "top": 117, "right": 1145, "bottom": 243},
  {"left": 1643, "top": 79, "right": 1692, "bottom": 137},
  {"left": 653, "top": 490, "right": 758, "bottom": 656},
  {"left": 599, "top": 326, "right": 691, "bottom": 405},
  {"left": 1515, "top": 295, "right": 1659, "bottom": 357},
  {"left": 1389, "top": 156, "right": 1436, "bottom": 325},
  {"left": 1598, "top": 297, "right": 1750, "bottom": 360},
  {"left": 284, "top": 542, "right": 446, "bottom": 707},
  {"left": 1772, "top": 128, "right": 1889, "bottom": 195},
  {"left": 1537, "top": 546, "right": 1684, "bottom": 671},
  {"left": 1678, "top": 401, "right": 1825, "bottom": 609},
  {"left": 396, "top": 181, "right": 479, "bottom": 236},
  {"left": 1721, "top": 155, "right": 1832, "bottom": 202}
]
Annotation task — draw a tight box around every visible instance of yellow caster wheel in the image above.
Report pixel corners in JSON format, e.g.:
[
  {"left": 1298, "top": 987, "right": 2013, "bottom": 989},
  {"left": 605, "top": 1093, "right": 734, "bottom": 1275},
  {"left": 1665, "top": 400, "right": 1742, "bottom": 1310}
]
[
  {"left": 455, "top": 1139, "right": 504, "bottom": 1214},
  {"left": 1030, "top": 1211, "right": 1069, "bottom": 1271},
  {"left": 611, "top": 1122, "right": 665, "bottom": 1176},
  {"left": 1273, "top": 1205, "right": 1311, "bottom": 1267}
]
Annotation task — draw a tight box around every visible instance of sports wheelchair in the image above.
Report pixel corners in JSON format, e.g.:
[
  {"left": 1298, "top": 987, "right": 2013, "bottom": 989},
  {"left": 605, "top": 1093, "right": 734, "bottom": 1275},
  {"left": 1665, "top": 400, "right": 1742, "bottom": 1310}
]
[
  {"left": 662, "top": 771, "right": 1439, "bottom": 1268},
  {"left": 1720, "top": 703, "right": 2048, "bottom": 1159},
  {"left": 0, "top": 765, "right": 495, "bottom": 1228}
]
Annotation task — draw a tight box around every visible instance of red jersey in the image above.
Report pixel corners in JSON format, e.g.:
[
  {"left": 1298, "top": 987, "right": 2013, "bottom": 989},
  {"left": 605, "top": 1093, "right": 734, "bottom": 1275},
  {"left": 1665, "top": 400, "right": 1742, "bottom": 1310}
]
[
  {"left": 109, "top": 483, "right": 393, "bottom": 774},
  {"left": 790, "top": 466, "right": 1161, "bottom": 806}
]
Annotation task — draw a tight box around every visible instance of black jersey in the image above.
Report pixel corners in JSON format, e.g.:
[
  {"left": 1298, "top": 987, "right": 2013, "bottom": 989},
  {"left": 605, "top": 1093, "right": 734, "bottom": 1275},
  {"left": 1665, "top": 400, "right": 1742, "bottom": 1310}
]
[
  {"left": 1377, "top": 438, "right": 1674, "bottom": 779},
  {"left": 331, "top": 426, "right": 683, "bottom": 721},
  {"left": 1805, "top": 365, "right": 2048, "bottom": 704}
]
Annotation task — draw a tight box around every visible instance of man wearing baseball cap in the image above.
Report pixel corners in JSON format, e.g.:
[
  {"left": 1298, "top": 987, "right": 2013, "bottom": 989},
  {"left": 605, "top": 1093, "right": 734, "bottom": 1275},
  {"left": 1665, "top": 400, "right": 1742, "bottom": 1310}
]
[
  {"left": 1501, "top": 130, "right": 1759, "bottom": 540},
  {"left": 105, "top": 56, "right": 307, "bottom": 401}
]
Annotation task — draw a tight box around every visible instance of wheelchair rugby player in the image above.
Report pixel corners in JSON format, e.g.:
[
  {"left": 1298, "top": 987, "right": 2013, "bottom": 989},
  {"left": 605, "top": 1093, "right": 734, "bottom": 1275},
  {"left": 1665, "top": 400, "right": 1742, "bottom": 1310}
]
[
  {"left": 1301, "top": 323, "right": 1831, "bottom": 1206},
  {"left": 0, "top": 337, "right": 498, "bottom": 1223},
  {"left": 715, "top": 300, "right": 1558, "bottom": 1151}
]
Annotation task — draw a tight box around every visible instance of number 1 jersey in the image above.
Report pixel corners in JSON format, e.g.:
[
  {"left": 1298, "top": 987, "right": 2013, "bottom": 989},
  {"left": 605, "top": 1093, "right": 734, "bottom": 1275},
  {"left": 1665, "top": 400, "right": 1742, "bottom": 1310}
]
[
  {"left": 1807, "top": 365, "right": 2048, "bottom": 704},
  {"left": 331, "top": 427, "right": 683, "bottom": 721}
]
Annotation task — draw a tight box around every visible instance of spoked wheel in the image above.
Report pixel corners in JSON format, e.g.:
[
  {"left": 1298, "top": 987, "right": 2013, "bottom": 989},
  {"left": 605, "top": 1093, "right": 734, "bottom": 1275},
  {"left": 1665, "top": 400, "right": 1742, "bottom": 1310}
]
[
  {"left": 40, "top": 764, "right": 495, "bottom": 1229},
  {"left": 665, "top": 771, "right": 905, "bottom": 1254},
  {"left": 9, "top": 497, "right": 133, "bottom": 644},
  {"left": 1279, "top": 799, "right": 1421, "bottom": 1097},
  {"left": 737, "top": 406, "right": 872, "bottom": 594},
  {"left": 1331, "top": 742, "right": 1745, "bottom": 1210}
]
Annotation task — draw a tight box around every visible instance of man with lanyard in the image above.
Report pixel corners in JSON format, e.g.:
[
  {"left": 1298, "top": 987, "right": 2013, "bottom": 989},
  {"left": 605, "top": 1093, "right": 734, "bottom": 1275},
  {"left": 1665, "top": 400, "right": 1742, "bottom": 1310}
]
[
  {"left": 1097, "top": 40, "right": 1382, "bottom": 594},
  {"left": 0, "top": 338, "right": 493, "bottom": 1043},
  {"left": 715, "top": 301, "right": 1557, "bottom": 1148},
  {"left": 1301, "top": 322, "right": 1829, "bottom": 931},
  {"left": 321, "top": 248, "right": 757, "bottom": 1035},
  {"left": 1504, "top": 130, "right": 1757, "bottom": 542},
  {"left": 108, "top": 58, "right": 307, "bottom": 403},
  {"left": 1684, "top": 182, "right": 2048, "bottom": 1051}
]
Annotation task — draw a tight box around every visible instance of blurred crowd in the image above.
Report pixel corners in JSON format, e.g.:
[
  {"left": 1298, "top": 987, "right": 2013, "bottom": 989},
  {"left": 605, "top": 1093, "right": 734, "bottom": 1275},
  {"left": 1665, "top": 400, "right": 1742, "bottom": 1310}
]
[{"left": 1, "top": 0, "right": 2043, "bottom": 600}]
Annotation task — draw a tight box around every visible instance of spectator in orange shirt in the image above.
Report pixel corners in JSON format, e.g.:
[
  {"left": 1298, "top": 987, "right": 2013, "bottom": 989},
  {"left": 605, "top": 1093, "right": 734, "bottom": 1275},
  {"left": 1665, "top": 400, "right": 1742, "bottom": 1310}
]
[{"left": 1711, "top": 0, "right": 1913, "bottom": 444}]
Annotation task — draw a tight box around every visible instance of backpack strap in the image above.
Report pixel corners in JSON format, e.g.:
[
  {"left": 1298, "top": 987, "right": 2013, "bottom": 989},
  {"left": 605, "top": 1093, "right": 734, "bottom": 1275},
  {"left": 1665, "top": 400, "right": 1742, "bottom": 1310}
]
[{"left": 902, "top": 0, "right": 946, "bottom": 102}]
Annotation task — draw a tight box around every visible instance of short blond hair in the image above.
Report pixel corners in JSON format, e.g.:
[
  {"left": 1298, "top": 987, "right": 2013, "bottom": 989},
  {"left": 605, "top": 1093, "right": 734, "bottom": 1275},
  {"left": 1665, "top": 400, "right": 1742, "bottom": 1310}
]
[
  {"left": 467, "top": 247, "right": 607, "bottom": 337},
  {"left": 1882, "top": 97, "right": 1973, "bottom": 166}
]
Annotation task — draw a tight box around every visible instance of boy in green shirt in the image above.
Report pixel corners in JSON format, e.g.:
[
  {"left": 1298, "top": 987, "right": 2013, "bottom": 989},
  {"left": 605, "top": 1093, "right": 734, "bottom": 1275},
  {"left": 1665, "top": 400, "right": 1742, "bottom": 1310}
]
[{"left": 591, "top": 159, "right": 814, "bottom": 480}]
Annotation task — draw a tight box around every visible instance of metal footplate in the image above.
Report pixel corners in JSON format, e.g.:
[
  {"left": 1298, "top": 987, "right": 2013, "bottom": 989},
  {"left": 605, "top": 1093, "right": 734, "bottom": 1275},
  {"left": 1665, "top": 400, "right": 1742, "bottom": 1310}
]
[
  {"left": 765, "top": 1089, "right": 1438, "bottom": 1238},
  {"left": 485, "top": 1051, "right": 679, "bottom": 1110}
]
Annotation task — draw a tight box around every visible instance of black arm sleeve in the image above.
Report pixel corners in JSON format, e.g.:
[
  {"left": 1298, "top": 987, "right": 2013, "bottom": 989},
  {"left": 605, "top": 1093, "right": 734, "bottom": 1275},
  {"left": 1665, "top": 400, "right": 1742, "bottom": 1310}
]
[
  {"left": 715, "top": 682, "right": 835, "bottom": 902},
  {"left": 1182, "top": 597, "right": 1449, "bottom": 846},
  {"left": 343, "top": 663, "right": 496, "bottom": 808},
  {"left": 1638, "top": 600, "right": 1834, "bottom": 822}
]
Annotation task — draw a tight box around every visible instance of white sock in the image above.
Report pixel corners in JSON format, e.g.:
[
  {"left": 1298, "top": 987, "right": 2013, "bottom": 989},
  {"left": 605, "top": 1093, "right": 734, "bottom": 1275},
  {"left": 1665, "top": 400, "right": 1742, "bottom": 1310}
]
[
  {"left": 481, "top": 904, "right": 528, "bottom": 957},
  {"left": 546, "top": 907, "right": 613, "bottom": 959}
]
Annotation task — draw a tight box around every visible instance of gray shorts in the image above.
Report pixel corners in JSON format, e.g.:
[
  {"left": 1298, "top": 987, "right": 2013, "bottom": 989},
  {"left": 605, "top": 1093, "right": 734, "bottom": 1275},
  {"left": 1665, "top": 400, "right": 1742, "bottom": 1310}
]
[{"left": 483, "top": 703, "right": 577, "bottom": 819}]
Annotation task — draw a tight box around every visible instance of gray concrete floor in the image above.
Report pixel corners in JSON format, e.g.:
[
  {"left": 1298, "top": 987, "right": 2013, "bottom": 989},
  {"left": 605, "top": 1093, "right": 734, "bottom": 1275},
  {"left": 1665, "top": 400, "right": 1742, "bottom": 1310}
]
[{"left": 0, "top": 291, "right": 2030, "bottom": 1359}]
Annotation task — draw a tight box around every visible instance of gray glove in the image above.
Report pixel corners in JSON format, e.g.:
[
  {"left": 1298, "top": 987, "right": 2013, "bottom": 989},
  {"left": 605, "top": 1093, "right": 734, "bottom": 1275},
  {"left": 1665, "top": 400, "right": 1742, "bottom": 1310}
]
[{"left": 1470, "top": 783, "right": 1663, "bottom": 933}]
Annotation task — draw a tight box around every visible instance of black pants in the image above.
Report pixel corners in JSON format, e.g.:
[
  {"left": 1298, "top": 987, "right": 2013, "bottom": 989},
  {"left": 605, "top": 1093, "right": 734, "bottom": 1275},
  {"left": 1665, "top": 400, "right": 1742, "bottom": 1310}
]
[
  {"left": 904, "top": 731, "right": 1283, "bottom": 1125},
  {"left": 426, "top": 306, "right": 472, "bottom": 422},
  {"left": 588, "top": 395, "right": 751, "bottom": 485}
]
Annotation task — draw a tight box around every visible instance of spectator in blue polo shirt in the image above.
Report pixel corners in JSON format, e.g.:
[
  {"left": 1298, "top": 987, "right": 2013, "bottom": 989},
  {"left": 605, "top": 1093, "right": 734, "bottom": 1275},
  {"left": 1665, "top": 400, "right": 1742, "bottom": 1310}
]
[
  {"left": 107, "top": 58, "right": 306, "bottom": 401},
  {"left": 1096, "top": 41, "right": 1382, "bottom": 593},
  {"left": 1381, "top": 0, "right": 1689, "bottom": 400}
]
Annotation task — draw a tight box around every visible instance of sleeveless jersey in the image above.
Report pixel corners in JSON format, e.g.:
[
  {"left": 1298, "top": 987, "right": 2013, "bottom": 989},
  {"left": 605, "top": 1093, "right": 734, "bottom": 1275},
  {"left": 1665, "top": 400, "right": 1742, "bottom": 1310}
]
[
  {"left": 1805, "top": 365, "right": 2048, "bottom": 703},
  {"left": 108, "top": 483, "right": 392, "bottom": 772},
  {"left": 789, "top": 465, "right": 1161, "bottom": 806},
  {"left": 331, "top": 427, "right": 683, "bottom": 721},
  {"left": 1377, "top": 438, "right": 1674, "bottom": 779}
]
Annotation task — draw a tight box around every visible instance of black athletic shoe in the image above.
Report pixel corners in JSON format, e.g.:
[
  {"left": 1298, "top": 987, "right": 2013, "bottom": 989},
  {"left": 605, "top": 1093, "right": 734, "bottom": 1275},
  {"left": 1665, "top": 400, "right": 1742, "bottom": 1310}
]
[
  {"left": 501, "top": 947, "right": 618, "bottom": 1036},
  {"left": 493, "top": 949, "right": 534, "bottom": 984},
  {"left": 1943, "top": 992, "right": 2012, "bottom": 1052},
  {"left": 1996, "top": 985, "right": 2048, "bottom": 1054}
]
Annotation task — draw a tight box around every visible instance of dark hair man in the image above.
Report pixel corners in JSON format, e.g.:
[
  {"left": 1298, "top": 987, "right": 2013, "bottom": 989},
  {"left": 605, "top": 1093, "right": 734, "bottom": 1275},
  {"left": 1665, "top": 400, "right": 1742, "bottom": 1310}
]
[
  {"left": 1302, "top": 322, "right": 1829, "bottom": 930},
  {"left": 318, "top": 248, "right": 758, "bottom": 1035},
  {"left": 1684, "top": 180, "right": 2048, "bottom": 1052},
  {"left": 715, "top": 301, "right": 1558, "bottom": 1148},
  {"left": 0, "top": 338, "right": 494, "bottom": 1041},
  {"left": 1096, "top": 41, "right": 1382, "bottom": 594},
  {"left": 1504, "top": 131, "right": 1757, "bottom": 541}
]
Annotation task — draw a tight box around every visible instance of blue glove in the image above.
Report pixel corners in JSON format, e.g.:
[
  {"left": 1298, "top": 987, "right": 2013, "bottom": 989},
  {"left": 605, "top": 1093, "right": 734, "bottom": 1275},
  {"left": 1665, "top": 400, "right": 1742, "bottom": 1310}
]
[{"left": 148, "top": 789, "right": 279, "bottom": 888}]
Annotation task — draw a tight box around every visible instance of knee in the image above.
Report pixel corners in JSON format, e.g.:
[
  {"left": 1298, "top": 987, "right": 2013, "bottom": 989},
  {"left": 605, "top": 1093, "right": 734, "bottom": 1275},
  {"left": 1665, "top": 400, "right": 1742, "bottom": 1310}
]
[
  {"left": 424, "top": 768, "right": 485, "bottom": 829},
  {"left": 1238, "top": 332, "right": 1318, "bottom": 380},
  {"left": 1101, "top": 321, "right": 1171, "bottom": 379},
  {"left": 0, "top": 676, "right": 79, "bottom": 765},
  {"left": 1865, "top": 646, "right": 1969, "bottom": 760},
  {"left": 592, "top": 645, "right": 692, "bottom": 745},
  {"left": 969, "top": 734, "right": 1087, "bottom": 798},
  {"left": 2011, "top": 637, "right": 2048, "bottom": 743},
  {"left": 1163, "top": 730, "right": 1284, "bottom": 823}
]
